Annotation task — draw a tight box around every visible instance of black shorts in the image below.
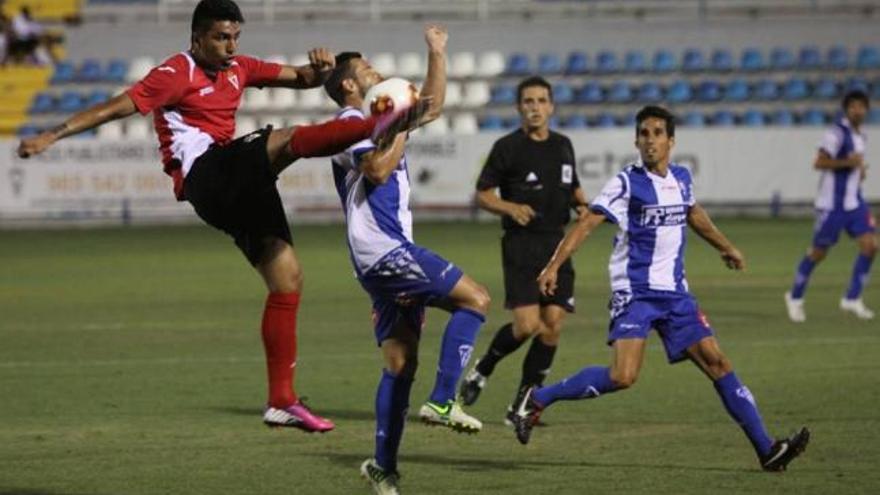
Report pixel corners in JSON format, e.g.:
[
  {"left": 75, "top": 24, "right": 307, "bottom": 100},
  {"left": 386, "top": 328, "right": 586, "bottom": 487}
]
[
  {"left": 502, "top": 230, "right": 575, "bottom": 312},
  {"left": 183, "top": 127, "right": 292, "bottom": 266}
]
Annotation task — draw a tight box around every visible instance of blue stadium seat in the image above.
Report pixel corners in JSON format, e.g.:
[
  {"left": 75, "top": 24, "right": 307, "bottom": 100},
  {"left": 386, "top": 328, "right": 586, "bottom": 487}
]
[
  {"left": 104, "top": 59, "right": 129, "bottom": 83},
  {"left": 666, "top": 80, "right": 692, "bottom": 103},
  {"left": 30, "top": 92, "right": 55, "bottom": 114},
  {"left": 608, "top": 81, "right": 633, "bottom": 103},
  {"left": 17, "top": 124, "right": 42, "bottom": 137},
  {"left": 740, "top": 48, "right": 765, "bottom": 72},
  {"left": 562, "top": 114, "right": 589, "bottom": 129},
  {"left": 845, "top": 76, "right": 869, "bottom": 93},
  {"left": 576, "top": 82, "right": 604, "bottom": 104},
  {"left": 814, "top": 78, "right": 839, "bottom": 100},
  {"left": 798, "top": 46, "right": 822, "bottom": 70},
  {"left": 682, "top": 48, "right": 706, "bottom": 72},
  {"left": 696, "top": 80, "right": 722, "bottom": 102},
  {"left": 712, "top": 110, "right": 736, "bottom": 126},
  {"left": 505, "top": 53, "right": 530, "bottom": 75},
  {"left": 624, "top": 50, "right": 646, "bottom": 73},
  {"left": 769, "top": 109, "right": 796, "bottom": 126},
  {"left": 552, "top": 82, "right": 574, "bottom": 104},
  {"left": 856, "top": 45, "right": 880, "bottom": 70},
  {"left": 782, "top": 77, "right": 809, "bottom": 100},
  {"left": 872, "top": 81, "right": 880, "bottom": 100},
  {"left": 801, "top": 108, "right": 828, "bottom": 126},
  {"left": 86, "top": 90, "right": 112, "bottom": 107},
  {"left": 58, "top": 91, "right": 86, "bottom": 113},
  {"left": 770, "top": 47, "right": 796, "bottom": 71},
  {"left": 723, "top": 79, "right": 750, "bottom": 102},
  {"left": 826, "top": 46, "right": 849, "bottom": 70},
  {"left": 652, "top": 49, "right": 677, "bottom": 73},
  {"left": 78, "top": 59, "right": 103, "bottom": 82},
  {"left": 566, "top": 51, "right": 589, "bottom": 75},
  {"left": 618, "top": 112, "right": 636, "bottom": 127},
  {"left": 51, "top": 61, "right": 75, "bottom": 84},
  {"left": 479, "top": 115, "right": 504, "bottom": 130},
  {"left": 503, "top": 116, "right": 521, "bottom": 130},
  {"left": 537, "top": 53, "right": 563, "bottom": 75},
  {"left": 548, "top": 116, "right": 560, "bottom": 129},
  {"left": 741, "top": 109, "right": 766, "bottom": 127},
  {"left": 710, "top": 49, "right": 734, "bottom": 72},
  {"left": 490, "top": 85, "right": 516, "bottom": 105},
  {"left": 594, "top": 112, "right": 617, "bottom": 128},
  {"left": 681, "top": 111, "right": 706, "bottom": 127},
  {"left": 595, "top": 51, "right": 619, "bottom": 74},
  {"left": 636, "top": 81, "right": 662, "bottom": 103},
  {"left": 753, "top": 80, "right": 780, "bottom": 101},
  {"left": 868, "top": 108, "right": 880, "bottom": 124}
]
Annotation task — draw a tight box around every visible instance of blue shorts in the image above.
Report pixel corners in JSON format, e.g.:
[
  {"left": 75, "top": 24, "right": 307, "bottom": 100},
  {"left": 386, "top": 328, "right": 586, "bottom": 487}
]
[
  {"left": 812, "top": 204, "right": 876, "bottom": 248},
  {"left": 607, "top": 290, "right": 713, "bottom": 363},
  {"left": 359, "top": 243, "right": 464, "bottom": 345}
]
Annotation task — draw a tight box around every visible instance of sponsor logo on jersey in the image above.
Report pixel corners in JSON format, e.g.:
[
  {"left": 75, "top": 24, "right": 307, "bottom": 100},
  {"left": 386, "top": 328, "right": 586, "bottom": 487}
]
[
  {"left": 640, "top": 204, "right": 688, "bottom": 227},
  {"left": 199, "top": 86, "right": 215, "bottom": 97}
]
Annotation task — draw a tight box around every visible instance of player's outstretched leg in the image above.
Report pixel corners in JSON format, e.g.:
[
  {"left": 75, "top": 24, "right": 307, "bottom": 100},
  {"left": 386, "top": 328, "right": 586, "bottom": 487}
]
[{"left": 760, "top": 427, "right": 811, "bottom": 472}]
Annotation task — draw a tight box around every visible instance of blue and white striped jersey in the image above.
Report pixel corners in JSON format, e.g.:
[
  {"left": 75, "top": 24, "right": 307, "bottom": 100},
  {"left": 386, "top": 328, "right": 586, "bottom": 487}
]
[
  {"left": 590, "top": 161, "right": 695, "bottom": 294},
  {"left": 331, "top": 106, "right": 414, "bottom": 276},
  {"left": 815, "top": 117, "right": 866, "bottom": 212}
]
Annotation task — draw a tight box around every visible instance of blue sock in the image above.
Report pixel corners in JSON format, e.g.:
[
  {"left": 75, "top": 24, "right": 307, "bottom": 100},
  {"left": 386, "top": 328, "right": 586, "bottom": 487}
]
[
  {"left": 428, "top": 308, "right": 484, "bottom": 404},
  {"left": 375, "top": 369, "right": 413, "bottom": 473},
  {"left": 533, "top": 366, "right": 616, "bottom": 407},
  {"left": 845, "top": 254, "right": 874, "bottom": 300},
  {"left": 790, "top": 256, "right": 816, "bottom": 299},
  {"left": 713, "top": 372, "right": 774, "bottom": 457}
]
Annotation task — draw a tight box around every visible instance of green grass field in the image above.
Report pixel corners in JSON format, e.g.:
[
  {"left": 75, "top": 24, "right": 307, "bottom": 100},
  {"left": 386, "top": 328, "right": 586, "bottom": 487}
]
[{"left": 1, "top": 219, "right": 878, "bottom": 495}]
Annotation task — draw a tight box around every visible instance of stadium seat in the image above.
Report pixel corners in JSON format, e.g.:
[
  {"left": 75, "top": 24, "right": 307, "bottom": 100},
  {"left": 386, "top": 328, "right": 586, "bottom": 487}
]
[
  {"left": 370, "top": 52, "right": 396, "bottom": 77},
  {"left": 741, "top": 109, "right": 766, "bottom": 127},
  {"left": 826, "top": 46, "right": 849, "bottom": 70},
  {"left": 801, "top": 108, "right": 827, "bottom": 126},
  {"left": 548, "top": 116, "right": 560, "bottom": 129},
  {"left": 595, "top": 51, "right": 619, "bottom": 74},
  {"left": 814, "top": 78, "right": 839, "bottom": 100},
  {"left": 444, "top": 81, "right": 462, "bottom": 107},
  {"left": 636, "top": 81, "right": 663, "bottom": 103},
  {"left": 463, "top": 81, "right": 491, "bottom": 107},
  {"left": 243, "top": 88, "right": 271, "bottom": 110},
  {"left": 78, "top": 59, "right": 103, "bottom": 82},
  {"left": 503, "top": 116, "right": 520, "bottom": 130},
  {"left": 505, "top": 52, "right": 530, "bottom": 75},
  {"left": 652, "top": 49, "right": 676, "bottom": 73},
  {"left": 490, "top": 84, "right": 516, "bottom": 105},
  {"left": 86, "top": 90, "right": 111, "bottom": 107},
  {"left": 126, "top": 119, "right": 151, "bottom": 139},
  {"left": 593, "top": 113, "right": 617, "bottom": 128},
  {"left": 449, "top": 51, "right": 476, "bottom": 78},
  {"left": 782, "top": 77, "right": 809, "bottom": 100},
  {"left": 51, "top": 61, "right": 75, "bottom": 84},
  {"left": 682, "top": 48, "right": 705, "bottom": 73},
  {"left": 769, "top": 109, "right": 796, "bottom": 126},
  {"left": 126, "top": 56, "right": 155, "bottom": 83},
  {"left": 681, "top": 111, "right": 706, "bottom": 127},
  {"left": 845, "top": 76, "right": 869, "bottom": 93},
  {"left": 479, "top": 114, "right": 505, "bottom": 131},
  {"left": 271, "top": 88, "right": 296, "bottom": 110},
  {"left": 58, "top": 91, "right": 85, "bottom": 113},
  {"left": 753, "top": 79, "right": 780, "bottom": 101},
  {"left": 537, "top": 53, "right": 562, "bottom": 75},
  {"left": 97, "top": 120, "right": 123, "bottom": 139},
  {"left": 17, "top": 124, "right": 42, "bottom": 137},
  {"left": 565, "top": 51, "right": 589, "bottom": 75},
  {"left": 296, "top": 88, "right": 324, "bottom": 109},
  {"left": 798, "top": 46, "right": 822, "bottom": 70},
  {"left": 607, "top": 81, "right": 633, "bottom": 103},
  {"left": 770, "top": 47, "right": 796, "bottom": 71},
  {"left": 397, "top": 52, "right": 424, "bottom": 78},
  {"left": 236, "top": 116, "right": 259, "bottom": 137},
  {"left": 740, "top": 48, "right": 765, "bottom": 72},
  {"left": 104, "top": 59, "right": 128, "bottom": 83},
  {"left": 576, "top": 82, "right": 603, "bottom": 104},
  {"left": 710, "top": 48, "right": 734, "bottom": 72},
  {"left": 711, "top": 110, "right": 736, "bottom": 126},
  {"left": 422, "top": 115, "right": 449, "bottom": 136},
  {"left": 624, "top": 50, "right": 646, "bottom": 73},
  {"left": 561, "top": 114, "right": 589, "bottom": 129},
  {"left": 552, "top": 82, "right": 574, "bottom": 104},
  {"left": 872, "top": 81, "right": 880, "bottom": 100},
  {"left": 618, "top": 112, "right": 636, "bottom": 127},
  {"left": 30, "top": 92, "right": 55, "bottom": 113},
  {"left": 856, "top": 45, "right": 880, "bottom": 70},
  {"left": 696, "top": 80, "right": 722, "bottom": 102},
  {"left": 666, "top": 80, "right": 692, "bottom": 103},
  {"left": 723, "top": 79, "right": 750, "bottom": 102},
  {"left": 451, "top": 113, "right": 478, "bottom": 134},
  {"left": 868, "top": 108, "right": 880, "bottom": 124},
  {"left": 477, "top": 51, "right": 506, "bottom": 77},
  {"left": 260, "top": 117, "right": 286, "bottom": 131}
]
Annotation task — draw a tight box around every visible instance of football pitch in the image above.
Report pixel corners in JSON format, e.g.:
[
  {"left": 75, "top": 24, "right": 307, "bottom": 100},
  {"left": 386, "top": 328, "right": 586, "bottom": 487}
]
[{"left": 1, "top": 219, "right": 878, "bottom": 495}]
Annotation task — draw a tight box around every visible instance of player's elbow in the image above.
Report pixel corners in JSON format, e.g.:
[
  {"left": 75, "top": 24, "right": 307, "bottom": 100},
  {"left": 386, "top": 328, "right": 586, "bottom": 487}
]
[{"left": 364, "top": 168, "right": 391, "bottom": 185}]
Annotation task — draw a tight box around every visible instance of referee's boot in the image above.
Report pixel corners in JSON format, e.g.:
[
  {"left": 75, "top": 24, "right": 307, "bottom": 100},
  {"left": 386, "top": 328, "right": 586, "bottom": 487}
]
[
  {"left": 458, "top": 360, "right": 488, "bottom": 406},
  {"left": 760, "top": 427, "right": 810, "bottom": 472}
]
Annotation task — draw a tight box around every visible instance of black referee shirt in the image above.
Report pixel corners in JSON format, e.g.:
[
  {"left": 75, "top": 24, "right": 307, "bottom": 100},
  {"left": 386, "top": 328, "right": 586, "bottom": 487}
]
[{"left": 476, "top": 128, "right": 580, "bottom": 234}]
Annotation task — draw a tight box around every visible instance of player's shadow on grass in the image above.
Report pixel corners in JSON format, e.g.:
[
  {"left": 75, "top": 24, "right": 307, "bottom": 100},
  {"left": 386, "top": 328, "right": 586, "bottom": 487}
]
[
  {"left": 210, "top": 406, "right": 376, "bottom": 421},
  {"left": 0, "top": 489, "right": 107, "bottom": 495}
]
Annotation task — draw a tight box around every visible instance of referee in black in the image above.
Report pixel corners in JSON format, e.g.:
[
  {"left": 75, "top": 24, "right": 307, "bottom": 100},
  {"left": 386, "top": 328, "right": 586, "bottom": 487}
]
[{"left": 460, "top": 76, "right": 588, "bottom": 423}]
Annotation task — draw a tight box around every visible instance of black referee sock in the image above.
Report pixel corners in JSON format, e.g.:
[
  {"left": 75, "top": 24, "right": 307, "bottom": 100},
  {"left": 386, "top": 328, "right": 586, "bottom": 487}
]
[
  {"left": 520, "top": 338, "right": 558, "bottom": 391},
  {"left": 475, "top": 323, "right": 524, "bottom": 377}
]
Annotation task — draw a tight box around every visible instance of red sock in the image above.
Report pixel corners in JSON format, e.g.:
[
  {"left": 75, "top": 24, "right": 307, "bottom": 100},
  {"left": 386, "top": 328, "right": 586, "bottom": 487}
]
[
  {"left": 288, "top": 116, "right": 378, "bottom": 158},
  {"left": 261, "top": 291, "right": 301, "bottom": 408}
]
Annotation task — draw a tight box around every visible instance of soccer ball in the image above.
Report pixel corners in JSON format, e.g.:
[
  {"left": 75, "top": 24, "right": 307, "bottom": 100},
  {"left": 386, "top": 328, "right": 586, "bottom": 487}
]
[{"left": 362, "top": 77, "right": 419, "bottom": 117}]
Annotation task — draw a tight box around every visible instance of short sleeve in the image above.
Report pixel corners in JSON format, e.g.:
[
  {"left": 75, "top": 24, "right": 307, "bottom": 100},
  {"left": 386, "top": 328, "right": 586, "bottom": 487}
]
[
  {"left": 819, "top": 127, "right": 843, "bottom": 157},
  {"left": 567, "top": 139, "right": 581, "bottom": 189},
  {"left": 589, "top": 173, "right": 629, "bottom": 225},
  {"left": 236, "top": 55, "right": 283, "bottom": 88},
  {"left": 127, "top": 63, "right": 186, "bottom": 115},
  {"left": 476, "top": 141, "right": 506, "bottom": 190},
  {"left": 334, "top": 107, "right": 376, "bottom": 170}
]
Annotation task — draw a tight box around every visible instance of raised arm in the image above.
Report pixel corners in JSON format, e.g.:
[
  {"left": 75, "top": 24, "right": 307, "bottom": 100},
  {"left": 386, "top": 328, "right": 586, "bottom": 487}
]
[
  {"left": 358, "top": 133, "right": 408, "bottom": 185},
  {"left": 267, "top": 48, "right": 336, "bottom": 89},
  {"left": 537, "top": 210, "right": 606, "bottom": 295},
  {"left": 687, "top": 203, "right": 745, "bottom": 270},
  {"left": 18, "top": 92, "right": 138, "bottom": 158},
  {"left": 417, "top": 24, "right": 447, "bottom": 124}
]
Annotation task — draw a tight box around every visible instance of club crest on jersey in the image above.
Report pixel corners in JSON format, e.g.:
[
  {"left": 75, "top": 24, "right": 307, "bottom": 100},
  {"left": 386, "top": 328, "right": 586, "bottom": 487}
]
[
  {"left": 641, "top": 204, "right": 687, "bottom": 227},
  {"left": 228, "top": 73, "right": 240, "bottom": 90}
]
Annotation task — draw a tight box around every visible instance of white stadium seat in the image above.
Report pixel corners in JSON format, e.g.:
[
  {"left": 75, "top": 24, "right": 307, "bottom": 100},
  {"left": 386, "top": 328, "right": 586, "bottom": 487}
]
[
  {"left": 444, "top": 81, "right": 462, "bottom": 107},
  {"left": 271, "top": 88, "right": 296, "bottom": 110},
  {"left": 451, "top": 113, "right": 478, "bottom": 135},
  {"left": 126, "top": 56, "right": 156, "bottom": 83},
  {"left": 236, "top": 116, "right": 259, "bottom": 137},
  {"left": 260, "top": 116, "right": 287, "bottom": 130},
  {"left": 396, "top": 52, "right": 424, "bottom": 79},
  {"left": 449, "top": 51, "right": 476, "bottom": 78},
  {"left": 422, "top": 115, "right": 450, "bottom": 136},
  {"left": 97, "top": 120, "right": 123, "bottom": 140},
  {"left": 463, "top": 81, "right": 490, "bottom": 107},
  {"left": 370, "top": 52, "right": 396, "bottom": 77},
  {"left": 243, "top": 88, "right": 271, "bottom": 111},
  {"left": 125, "top": 120, "right": 151, "bottom": 139},
  {"left": 477, "top": 51, "right": 505, "bottom": 77},
  {"left": 297, "top": 88, "right": 325, "bottom": 109}
]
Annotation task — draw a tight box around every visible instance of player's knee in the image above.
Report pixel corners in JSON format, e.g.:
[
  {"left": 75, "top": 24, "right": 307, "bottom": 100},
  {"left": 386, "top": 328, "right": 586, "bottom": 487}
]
[
  {"left": 861, "top": 239, "right": 878, "bottom": 257},
  {"left": 513, "top": 319, "right": 542, "bottom": 339},
  {"left": 386, "top": 353, "right": 418, "bottom": 378},
  {"left": 539, "top": 321, "right": 563, "bottom": 345},
  {"left": 610, "top": 368, "right": 638, "bottom": 389},
  {"left": 468, "top": 285, "right": 491, "bottom": 314},
  {"left": 809, "top": 248, "right": 827, "bottom": 262}
]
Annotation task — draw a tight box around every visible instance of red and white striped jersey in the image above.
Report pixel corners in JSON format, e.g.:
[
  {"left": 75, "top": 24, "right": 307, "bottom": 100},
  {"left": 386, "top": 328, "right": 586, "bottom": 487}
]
[{"left": 127, "top": 51, "right": 282, "bottom": 199}]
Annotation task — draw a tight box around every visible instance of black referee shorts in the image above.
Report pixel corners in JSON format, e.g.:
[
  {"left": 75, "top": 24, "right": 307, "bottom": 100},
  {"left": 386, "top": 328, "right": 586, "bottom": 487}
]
[
  {"left": 502, "top": 230, "right": 575, "bottom": 312},
  {"left": 183, "top": 127, "right": 292, "bottom": 266}
]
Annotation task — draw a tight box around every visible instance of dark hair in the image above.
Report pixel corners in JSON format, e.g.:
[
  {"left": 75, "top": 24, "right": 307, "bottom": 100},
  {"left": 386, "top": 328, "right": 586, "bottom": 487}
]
[
  {"left": 191, "top": 0, "right": 244, "bottom": 35},
  {"left": 516, "top": 75, "right": 553, "bottom": 104},
  {"left": 635, "top": 105, "right": 676, "bottom": 137},
  {"left": 324, "top": 51, "right": 363, "bottom": 107},
  {"left": 842, "top": 89, "right": 870, "bottom": 110}
]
